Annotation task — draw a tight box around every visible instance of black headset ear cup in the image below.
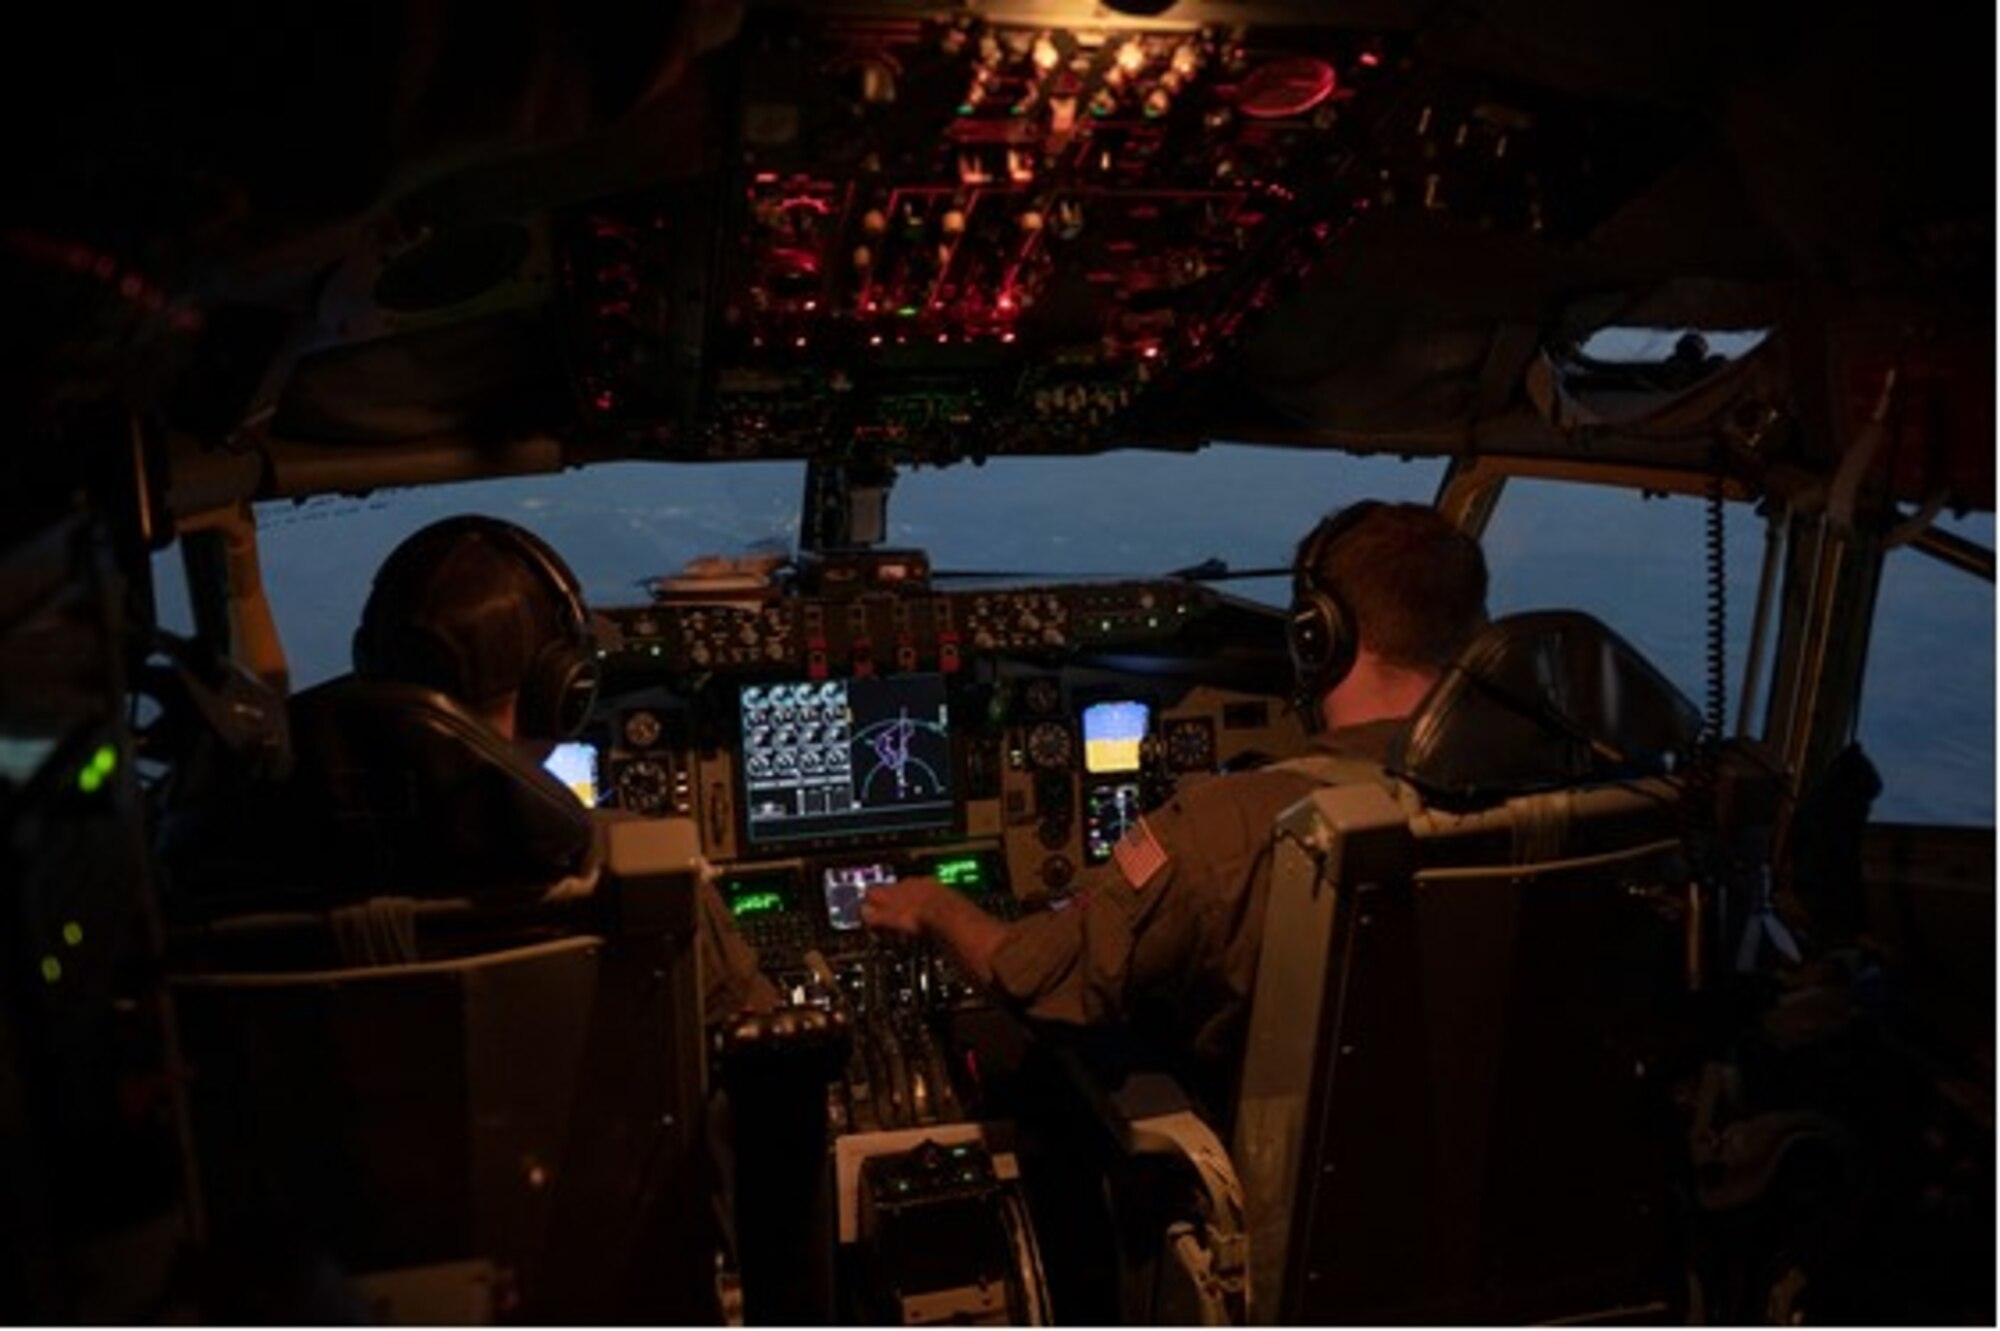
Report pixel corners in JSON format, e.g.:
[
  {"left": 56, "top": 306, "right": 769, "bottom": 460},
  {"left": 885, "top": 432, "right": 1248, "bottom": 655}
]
[
  {"left": 492, "top": 525, "right": 596, "bottom": 740},
  {"left": 1287, "top": 587, "right": 1355, "bottom": 689},
  {"left": 1288, "top": 502, "right": 1377, "bottom": 700},
  {"left": 516, "top": 641, "right": 600, "bottom": 740}
]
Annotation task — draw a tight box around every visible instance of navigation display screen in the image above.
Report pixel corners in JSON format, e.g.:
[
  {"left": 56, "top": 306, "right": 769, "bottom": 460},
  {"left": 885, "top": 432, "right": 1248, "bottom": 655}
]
[
  {"left": 741, "top": 675, "right": 955, "bottom": 845},
  {"left": 1081, "top": 700, "right": 1150, "bottom": 774}
]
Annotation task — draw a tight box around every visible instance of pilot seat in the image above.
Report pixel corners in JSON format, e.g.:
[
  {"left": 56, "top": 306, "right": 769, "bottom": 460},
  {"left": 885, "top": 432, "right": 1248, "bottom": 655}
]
[
  {"left": 165, "top": 676, "right": 716, "bottom": 1322},
  {"left": 1229, "top": 610, "right": 1719, "bottom": 1324}
]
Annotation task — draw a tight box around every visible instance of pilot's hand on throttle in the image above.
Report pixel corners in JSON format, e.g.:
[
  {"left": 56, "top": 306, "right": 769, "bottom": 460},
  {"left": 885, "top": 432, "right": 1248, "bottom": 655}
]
[{"left": 860, "top": 876, "right": 941, "bottom": 937}]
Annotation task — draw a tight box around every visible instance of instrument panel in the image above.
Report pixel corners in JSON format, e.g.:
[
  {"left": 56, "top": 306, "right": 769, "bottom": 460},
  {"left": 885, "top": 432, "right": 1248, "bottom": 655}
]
[
  {"left": 578, "top": 568, "right": 1299, "bottom": 1133},
  {"left": 578, "top": 573, "right": 1297, "bottom": 895}
]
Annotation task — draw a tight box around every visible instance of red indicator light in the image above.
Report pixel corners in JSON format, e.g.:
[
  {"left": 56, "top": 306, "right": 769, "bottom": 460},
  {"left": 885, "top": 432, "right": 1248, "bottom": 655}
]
[{"left": 1359, "top": 51, "right": 1381, "bottom": 68}]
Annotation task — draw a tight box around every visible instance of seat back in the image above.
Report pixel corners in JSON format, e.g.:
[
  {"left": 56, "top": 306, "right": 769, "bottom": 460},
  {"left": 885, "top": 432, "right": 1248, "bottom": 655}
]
[
  {"left": 171, "top": 821, "right": 717, "bottom": 1321},
  {"left": 281, "top": 675, "right": 594, "bottom": 897},
  {"left": 1233, "top": 611, "right": 1699, "bottom": 1324},
  {"left": 175, "top": 937, "right": 603, "bottom": 1280}
]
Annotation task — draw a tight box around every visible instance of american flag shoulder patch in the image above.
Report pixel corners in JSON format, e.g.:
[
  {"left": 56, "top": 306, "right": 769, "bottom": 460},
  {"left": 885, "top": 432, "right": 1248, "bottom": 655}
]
[{"left": 1113, "top": 817, "right": 1170, "bottom": 890}]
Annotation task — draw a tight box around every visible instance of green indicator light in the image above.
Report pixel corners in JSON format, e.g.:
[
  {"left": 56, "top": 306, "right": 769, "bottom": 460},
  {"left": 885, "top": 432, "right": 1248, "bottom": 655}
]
[
  {"left": 934, "top": 858, "right": 983, "bottom": 888},
  {"left": 730, "top": 891, "right": 785, "bottom": 918},
  {"left": 956, "top": 102, "right": 974, "bottom": 116},
  {"left": 40, "top": 956, "right": 61, "bottom": 984},
  {"left": 898, "top": 306, "right": 919, "bottom": 317},
  {"left": 61, "top": 922, "right": 83, "bottom": 947},
  {"left": 1147, "top": 617, "right": 1159, "bottom": 629},
  {"left": 76, "top": 745, "right": 118, "bottom": 793}
]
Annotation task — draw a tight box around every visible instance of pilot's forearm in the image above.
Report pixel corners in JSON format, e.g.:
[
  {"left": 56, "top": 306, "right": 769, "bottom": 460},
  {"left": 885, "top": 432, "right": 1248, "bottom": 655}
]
[{"left": 917, "top": 884, "right": 1009, "bottom": 986}]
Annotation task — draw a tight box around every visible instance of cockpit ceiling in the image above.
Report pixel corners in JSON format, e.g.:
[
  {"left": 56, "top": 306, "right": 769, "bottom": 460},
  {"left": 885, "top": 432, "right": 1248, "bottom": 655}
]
[{"left": 9, "top": 0, "right": 1993, "bottom": 508}]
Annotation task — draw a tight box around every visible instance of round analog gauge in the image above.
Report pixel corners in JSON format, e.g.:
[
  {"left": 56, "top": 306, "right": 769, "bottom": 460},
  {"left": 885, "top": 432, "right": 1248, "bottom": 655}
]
[
  {"left": 622, "top": 709, "right": 663, "bottom": 749},
  {"left": 615, "top": 758, "right": 672, "bottom": 815},
  {"left": 1026, "top": 721, "right": 1074, "bottom": 770},
  {"left": 1164, "top": 718, "right": 1215, "bottom": 771},
  {"left": 1022, "top": 677, "right": 1062, "bottom": 717}
]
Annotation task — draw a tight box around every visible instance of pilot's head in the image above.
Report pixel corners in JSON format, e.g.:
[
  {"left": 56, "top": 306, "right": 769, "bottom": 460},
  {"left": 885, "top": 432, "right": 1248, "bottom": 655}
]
[
  {"left": 354, "top": 517, "right": 599, "bottom": 744},
  {"left": 1288, "top": 502, "right": 1488, "bottom": 732}
]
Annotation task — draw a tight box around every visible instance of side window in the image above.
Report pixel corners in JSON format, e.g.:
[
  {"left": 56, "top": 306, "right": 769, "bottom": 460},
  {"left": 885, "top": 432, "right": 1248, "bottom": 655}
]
[
  {"left": 149, "top": 542, "right": 196, "bottom": 637},
  {"left": 1480, "top": 480, "right": 1765, "bottom": 714},
  {"left": 1857, "top": 514, "right": 1995, "bottom": 826}
]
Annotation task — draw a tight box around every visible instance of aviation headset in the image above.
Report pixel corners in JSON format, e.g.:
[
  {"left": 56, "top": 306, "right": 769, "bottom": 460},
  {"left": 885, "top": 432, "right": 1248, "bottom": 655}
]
[
  {"left": 1287, "top": 500, "right": 1384, "bottom": 707},
  {"left": 354, "top": 516, "right": 600, "bottom": 739}
]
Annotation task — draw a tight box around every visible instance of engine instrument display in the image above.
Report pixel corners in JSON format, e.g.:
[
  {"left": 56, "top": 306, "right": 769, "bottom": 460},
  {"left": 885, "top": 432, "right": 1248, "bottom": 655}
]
[{"left": 742, "top": 674, "right": 956, "bottom": 845}]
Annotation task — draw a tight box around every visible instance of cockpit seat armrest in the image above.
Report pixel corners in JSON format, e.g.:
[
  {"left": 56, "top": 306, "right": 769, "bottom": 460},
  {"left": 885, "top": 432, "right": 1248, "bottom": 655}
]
[{"left": 596, "top": 815, "right": 704, "bottom": 939}]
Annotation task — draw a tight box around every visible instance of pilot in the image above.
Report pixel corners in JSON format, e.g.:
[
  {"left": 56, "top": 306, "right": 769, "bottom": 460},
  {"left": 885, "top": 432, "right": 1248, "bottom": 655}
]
[
  {"left": 356, "top": 515, "right": 777, "bottom": 1019},
  {"left": 861, "top": 502, "right": 1488, "bottom": 1107}
]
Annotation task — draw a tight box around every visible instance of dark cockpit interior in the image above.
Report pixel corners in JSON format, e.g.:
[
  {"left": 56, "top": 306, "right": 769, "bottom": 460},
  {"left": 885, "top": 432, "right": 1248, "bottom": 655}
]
[{"left": 3, "top": 0, "right": 1992, "bottom": 1325}]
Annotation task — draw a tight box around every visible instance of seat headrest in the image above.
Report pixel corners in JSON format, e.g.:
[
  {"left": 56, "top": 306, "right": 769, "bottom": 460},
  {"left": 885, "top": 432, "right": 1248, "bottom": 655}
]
[
  {"left": 285, "top": 676, "right": 594, "bottom": 897},
  {"left": 1390, "top": 611, "right": 1702, "bottom": 808}
]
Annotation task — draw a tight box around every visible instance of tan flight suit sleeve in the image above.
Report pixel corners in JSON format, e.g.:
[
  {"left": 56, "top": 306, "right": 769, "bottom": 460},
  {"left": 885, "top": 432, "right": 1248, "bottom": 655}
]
[
  {"left": 984, "top": 768, "right": 1325, "bottom": 1029},
  {"left": 696, "top": 876, "right": 781, "bottom": 1020},
  {"left": 986, "top": 796, "right": 1213, "bottom": 1026}
]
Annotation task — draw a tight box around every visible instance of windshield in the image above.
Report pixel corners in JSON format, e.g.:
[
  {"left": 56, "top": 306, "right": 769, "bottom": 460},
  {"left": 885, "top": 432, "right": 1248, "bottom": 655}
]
[
  {"left": 892, "top": 446, "right": 1448, "bottom": 606},
  {"left": 160, "top": 449, "right": 1990, "bottom": 829},
  {"left": 251, "top": 462, "right": 803, "bottom": 690},
  {"left": 238, "top": 447, "right": 1442, "bottom": 689}
]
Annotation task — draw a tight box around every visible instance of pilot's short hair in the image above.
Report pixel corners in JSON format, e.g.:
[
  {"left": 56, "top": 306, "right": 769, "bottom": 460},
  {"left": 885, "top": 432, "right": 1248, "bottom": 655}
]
[
  {"left": 355, "top": 517, "right": 586, "bottom": 714},
  {"left": 1297, "top": 502, "right": 1488, "bottom": 670}
]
